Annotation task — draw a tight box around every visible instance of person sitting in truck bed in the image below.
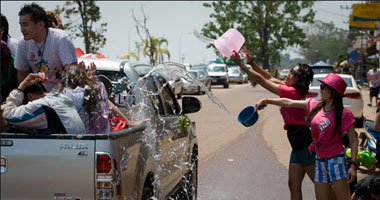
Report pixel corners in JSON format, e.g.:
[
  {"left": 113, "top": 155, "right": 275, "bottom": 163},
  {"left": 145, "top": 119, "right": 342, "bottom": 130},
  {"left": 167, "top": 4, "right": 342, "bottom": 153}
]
[
  {"left": 56, "top": 64, "right": 111, "bottom": 134},
  {"left": 2, "top": 72, "right": 85, "bottom": 134}
]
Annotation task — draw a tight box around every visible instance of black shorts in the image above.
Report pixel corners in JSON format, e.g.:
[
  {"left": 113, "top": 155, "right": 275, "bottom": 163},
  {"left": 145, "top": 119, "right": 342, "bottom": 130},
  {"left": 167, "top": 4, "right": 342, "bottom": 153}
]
[{"left": 370, "top": 87, "right": 379, "bottom": 97}]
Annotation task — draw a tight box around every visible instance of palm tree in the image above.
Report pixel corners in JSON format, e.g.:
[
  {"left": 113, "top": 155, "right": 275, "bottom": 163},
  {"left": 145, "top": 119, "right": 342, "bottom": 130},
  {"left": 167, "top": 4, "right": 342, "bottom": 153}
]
[
  {"left": 120, "top": 52, "right": 139, "bottom": 61},
  {"left": 141, "top": 36, "right": 171, "bottom": 65}
]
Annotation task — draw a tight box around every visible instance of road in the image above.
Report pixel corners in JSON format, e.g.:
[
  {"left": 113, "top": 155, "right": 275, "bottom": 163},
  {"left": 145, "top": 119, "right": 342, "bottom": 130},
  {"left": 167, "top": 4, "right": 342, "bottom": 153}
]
[{"left": 185, "top": 83, "right": 315, "bottom": 199}]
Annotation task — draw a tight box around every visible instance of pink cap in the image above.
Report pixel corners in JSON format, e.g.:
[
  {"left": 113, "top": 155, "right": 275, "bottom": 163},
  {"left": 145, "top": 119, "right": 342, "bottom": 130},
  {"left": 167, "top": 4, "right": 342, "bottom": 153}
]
[{"left": 318, "top": 73, "right": 346, "bottom": 96}]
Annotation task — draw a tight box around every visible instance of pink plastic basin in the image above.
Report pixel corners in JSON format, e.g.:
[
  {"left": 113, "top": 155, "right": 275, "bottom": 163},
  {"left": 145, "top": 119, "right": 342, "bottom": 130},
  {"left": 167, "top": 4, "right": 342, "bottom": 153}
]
[{"left": 213, "top": 28, "right": 245, "bottom": 57}]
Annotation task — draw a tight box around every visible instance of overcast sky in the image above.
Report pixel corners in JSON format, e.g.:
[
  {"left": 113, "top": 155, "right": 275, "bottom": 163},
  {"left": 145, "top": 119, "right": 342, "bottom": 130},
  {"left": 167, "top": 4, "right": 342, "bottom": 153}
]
[{"left": 1, "top": 1, "right": 358, "bottom": 64}]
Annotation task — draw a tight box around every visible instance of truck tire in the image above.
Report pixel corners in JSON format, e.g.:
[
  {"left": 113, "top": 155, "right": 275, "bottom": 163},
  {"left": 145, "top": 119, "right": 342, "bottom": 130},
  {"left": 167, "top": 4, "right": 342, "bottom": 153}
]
[
  {"left": 186, "top": 152, "right": 198, "bottom": 200},
  {"left": 175, "top": 151, "right": 198, "bottom": 200},
  {"left": 141, "top": 173, "right": 155, "bottom": 200}
]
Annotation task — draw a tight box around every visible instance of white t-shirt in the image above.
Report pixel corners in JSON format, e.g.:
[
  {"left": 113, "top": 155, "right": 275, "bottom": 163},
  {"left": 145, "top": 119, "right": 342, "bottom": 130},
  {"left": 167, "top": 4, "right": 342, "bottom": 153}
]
[
  {"left": 14, "top": 28, "right": 77, "bottom": 92},
  {"left": 368, "top": 69, "right": 380, "bottom": 88},
  {"left": 6, "top": 37, "right": 18, "bottom": 57}
]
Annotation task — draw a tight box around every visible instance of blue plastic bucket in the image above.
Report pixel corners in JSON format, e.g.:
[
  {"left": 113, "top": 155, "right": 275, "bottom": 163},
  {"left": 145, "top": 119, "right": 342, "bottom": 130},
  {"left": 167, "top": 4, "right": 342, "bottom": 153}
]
[{"left": 238, "top": 106, "right": 259, "bottom": 127}]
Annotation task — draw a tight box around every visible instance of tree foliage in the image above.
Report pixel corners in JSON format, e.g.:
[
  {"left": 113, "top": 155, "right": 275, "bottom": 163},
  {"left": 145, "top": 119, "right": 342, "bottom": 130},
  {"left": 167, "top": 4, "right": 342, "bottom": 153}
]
[
  {"left": 55, "top": 0, "right": 107, "bottom": 54},
  {"left": 299, "top": 20, "right": 349, "bottom": 65},
  {"left": 202, "top": 1, "right": 315, "bottom": 70}
]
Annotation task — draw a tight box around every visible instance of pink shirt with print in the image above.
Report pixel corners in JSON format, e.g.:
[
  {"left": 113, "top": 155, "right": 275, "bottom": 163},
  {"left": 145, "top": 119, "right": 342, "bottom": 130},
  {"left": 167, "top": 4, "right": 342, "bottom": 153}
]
[
  {"left": 278, "top": 84, "right": 307, "bottom": 128},
  {"left": 307, "top": 98, "right": 355, "bottom": 158}
]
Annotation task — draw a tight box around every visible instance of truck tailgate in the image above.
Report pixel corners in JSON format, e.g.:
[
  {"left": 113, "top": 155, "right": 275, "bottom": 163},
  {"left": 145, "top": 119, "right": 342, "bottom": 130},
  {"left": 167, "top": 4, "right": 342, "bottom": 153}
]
[{"left": 1, "top": 137, "right": 95, "bottom": 200}]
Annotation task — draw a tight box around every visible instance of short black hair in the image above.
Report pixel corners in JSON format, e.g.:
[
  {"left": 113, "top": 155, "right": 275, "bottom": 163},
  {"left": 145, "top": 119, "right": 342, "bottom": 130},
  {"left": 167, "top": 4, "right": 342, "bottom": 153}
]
[
  {"left": 1, "top": 13, "right": 9, "bottom": 41},
  {"left": 18, "top": 3, "right": 48, "bottom": 28},
  {"left": 294, "top": 63, "right": 314, "bottom": 94},
  {"left": 23, "top": 82, "right": 46, "bottom": 104},
  {"left": 369, "top": 176, "right": 380, "bottom": 195}
]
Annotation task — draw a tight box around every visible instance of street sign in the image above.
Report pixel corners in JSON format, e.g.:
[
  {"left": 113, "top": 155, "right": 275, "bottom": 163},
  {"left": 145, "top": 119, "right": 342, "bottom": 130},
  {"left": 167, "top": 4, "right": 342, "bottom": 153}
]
[
  {"left": 349, "top": 51, "right": 360, "bottom": 61},
  {"left": 353, "top": 2, "right": 380, "bottom": 22},
  {"left": 349, "top": 14, "right": 378, "bottom": 30}
]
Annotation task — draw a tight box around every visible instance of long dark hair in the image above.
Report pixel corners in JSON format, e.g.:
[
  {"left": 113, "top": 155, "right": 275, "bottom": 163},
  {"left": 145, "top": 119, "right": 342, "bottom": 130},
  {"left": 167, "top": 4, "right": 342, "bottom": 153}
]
[
  {"left": 293, "top": 63, "right": 314, "bottom": 94},
  {"left": 1, "top": 13, "right": 9, "bottom": 42},
  {"left": 306, "top": 85, "right": 344, "bottom": 136},
  {"left": 56, "top": 65, "right": 100, "bottom": 115}
]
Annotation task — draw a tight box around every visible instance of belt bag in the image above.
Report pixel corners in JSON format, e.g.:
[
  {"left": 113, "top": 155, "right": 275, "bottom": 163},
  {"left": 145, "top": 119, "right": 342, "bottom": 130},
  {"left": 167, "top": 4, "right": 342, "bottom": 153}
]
[{"left": 287, "top": 125, "right": 313, "bottom": 151}]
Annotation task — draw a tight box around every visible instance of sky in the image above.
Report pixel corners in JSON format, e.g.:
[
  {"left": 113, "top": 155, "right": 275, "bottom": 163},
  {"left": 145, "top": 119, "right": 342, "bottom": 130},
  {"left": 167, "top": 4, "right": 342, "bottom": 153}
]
[{"left": 1, "top": 1, "right": 360, "bottom": 65}]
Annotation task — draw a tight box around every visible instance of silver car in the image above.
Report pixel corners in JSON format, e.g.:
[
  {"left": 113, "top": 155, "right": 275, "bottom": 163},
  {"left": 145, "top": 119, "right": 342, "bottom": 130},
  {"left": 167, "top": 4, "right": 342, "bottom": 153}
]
[
  {"left": 306, "top": 73, "right": 364, "bottom": 126},
  {"left": 228, "top": 67, "right": 244, "bottom": 84},
  {"left": 182, "top": 70, "right": 212, "bottom": 95}
]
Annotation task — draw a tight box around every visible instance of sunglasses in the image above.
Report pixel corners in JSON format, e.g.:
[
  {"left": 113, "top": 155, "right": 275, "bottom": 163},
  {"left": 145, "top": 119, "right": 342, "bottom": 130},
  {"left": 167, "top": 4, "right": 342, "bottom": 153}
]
[
  {"left": 320, "top": 83, "right": 327, "bottom": 90},
  {"left": 290, "top": 68, "right": 297, "bottom": 76}
]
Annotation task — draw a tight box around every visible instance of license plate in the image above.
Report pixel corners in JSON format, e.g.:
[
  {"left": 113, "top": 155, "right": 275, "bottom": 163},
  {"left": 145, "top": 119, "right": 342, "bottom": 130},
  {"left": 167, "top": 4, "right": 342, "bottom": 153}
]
[{"left": 212, "top": 79, "right": 217, "bottom": 83}]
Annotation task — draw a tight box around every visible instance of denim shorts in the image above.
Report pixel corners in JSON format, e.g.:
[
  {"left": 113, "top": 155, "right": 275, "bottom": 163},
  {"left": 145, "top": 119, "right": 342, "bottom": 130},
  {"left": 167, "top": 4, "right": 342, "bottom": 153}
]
[
  {"left": 289, "top": 147, "right": 315, "bottom": 166},
  {"left": 314, "top": 152, "right": 348, "bottom": 184}
]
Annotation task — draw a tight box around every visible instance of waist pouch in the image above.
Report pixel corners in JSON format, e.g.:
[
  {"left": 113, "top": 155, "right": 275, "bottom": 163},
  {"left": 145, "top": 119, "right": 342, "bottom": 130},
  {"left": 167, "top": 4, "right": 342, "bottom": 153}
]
[{"left": 287, "top": 124, "right": 313, "bottom": 151}]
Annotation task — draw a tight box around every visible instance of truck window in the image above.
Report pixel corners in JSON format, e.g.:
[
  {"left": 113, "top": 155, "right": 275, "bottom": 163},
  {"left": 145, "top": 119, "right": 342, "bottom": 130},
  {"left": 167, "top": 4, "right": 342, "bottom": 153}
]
[{"left": 161, "top": 85, "right": 181, "bottom": 116}]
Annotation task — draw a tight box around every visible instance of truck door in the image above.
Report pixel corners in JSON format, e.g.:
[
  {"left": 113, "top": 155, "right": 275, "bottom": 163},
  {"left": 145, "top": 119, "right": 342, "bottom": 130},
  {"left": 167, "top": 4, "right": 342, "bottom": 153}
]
[
  {"left": 1, "top": 135, "right": 95, "bottom": 200},
  {"left": 158, "top": 84, "right": 190, "bottom": 194}
]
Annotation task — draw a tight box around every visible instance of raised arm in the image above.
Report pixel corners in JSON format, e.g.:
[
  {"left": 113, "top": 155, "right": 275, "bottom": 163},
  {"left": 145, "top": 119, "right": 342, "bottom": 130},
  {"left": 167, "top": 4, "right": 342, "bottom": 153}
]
[
  {"left": 256, "top": 97, "right": 307, "bottom": 110},
  {"left": 231, "top": 54, "right": 281, "bottom": 96},
  {"left": 241, "top": 47, "right": 284, "bottom": 85}
]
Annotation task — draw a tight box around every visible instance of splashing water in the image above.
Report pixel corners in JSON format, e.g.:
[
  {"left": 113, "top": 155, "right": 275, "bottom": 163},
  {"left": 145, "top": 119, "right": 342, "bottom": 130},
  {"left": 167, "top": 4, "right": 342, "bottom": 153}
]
[{"left": 142, "top": 62, "right": 231, "bottom": 115}]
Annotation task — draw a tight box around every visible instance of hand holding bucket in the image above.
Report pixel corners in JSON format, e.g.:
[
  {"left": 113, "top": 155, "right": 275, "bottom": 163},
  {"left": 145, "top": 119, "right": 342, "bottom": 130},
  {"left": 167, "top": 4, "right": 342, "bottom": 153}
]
[
  {"left": 237, "top": 104, "right": 266, "bottom": 127},
  {"left": 213, "top": 28, "right": 245, "bottom": 58}
]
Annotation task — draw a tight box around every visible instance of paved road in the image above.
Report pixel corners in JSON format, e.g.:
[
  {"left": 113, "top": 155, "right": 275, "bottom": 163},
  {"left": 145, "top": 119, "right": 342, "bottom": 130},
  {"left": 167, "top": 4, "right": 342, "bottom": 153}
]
[{"left": 185, "top": 83, "right": 314, "bottom": 199}]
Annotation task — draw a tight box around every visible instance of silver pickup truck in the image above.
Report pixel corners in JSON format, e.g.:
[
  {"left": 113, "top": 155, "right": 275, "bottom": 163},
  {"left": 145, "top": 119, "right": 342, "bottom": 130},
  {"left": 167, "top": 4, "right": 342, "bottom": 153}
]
[{"left": 1, "top": 59, "right": 201, "bottom": 200}]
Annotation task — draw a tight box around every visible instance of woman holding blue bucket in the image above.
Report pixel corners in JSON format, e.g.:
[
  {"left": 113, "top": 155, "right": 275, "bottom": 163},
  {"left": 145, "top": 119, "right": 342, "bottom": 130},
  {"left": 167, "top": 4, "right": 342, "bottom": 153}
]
[
  {"left": 255, "top": 73, "right": 358, "bottom": 200},
  {"left": 230, "top": 49, "right": 315, "bottom": 200}
]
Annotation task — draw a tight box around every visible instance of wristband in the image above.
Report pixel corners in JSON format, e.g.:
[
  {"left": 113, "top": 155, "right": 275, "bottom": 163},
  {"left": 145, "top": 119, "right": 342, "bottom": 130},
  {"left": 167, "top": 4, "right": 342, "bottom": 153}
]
[
  {"left": 264, "top": 97, "right": 268, "bottom": 105},
  {"left": 16, "top": 88, "right": 24, "bottom": 93}
]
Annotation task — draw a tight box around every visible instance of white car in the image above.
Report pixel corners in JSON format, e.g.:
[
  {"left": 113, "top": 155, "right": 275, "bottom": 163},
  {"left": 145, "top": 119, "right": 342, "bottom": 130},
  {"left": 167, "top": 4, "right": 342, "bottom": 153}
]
[
  {"left": 228, "top": 67, "right": 244, "bottom": 84},
  {"left": 279, "top": 69, "right": 290, "bottom": 80},
  {"left": 207, "top": 63, "right": 229, "bottom": 88},
  {"left": 306, "top": 73, "right": 364, "bottom": 126}
]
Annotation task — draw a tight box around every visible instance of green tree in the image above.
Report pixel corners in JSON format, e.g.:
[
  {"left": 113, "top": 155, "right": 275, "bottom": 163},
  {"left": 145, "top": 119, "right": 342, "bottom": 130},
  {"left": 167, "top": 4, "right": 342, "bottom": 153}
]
[
  {"left": 299, "top": 20, "right": 349, "bottom": 64},
  {"left": 202, "top": 1, "right": 315, "bottom": 70},
  {"left": 55, "top": 0, "right": 107, "bottom": 54},
  {"left": 141, "top": 36, "right": 170, "bottom": 65}
]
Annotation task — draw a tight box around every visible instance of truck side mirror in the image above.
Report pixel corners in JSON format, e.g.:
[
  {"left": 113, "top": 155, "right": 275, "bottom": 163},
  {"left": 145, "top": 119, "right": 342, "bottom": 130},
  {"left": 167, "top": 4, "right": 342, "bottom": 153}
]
[{"left": 182, "top": 97, "right": 201, "bottom": 114}]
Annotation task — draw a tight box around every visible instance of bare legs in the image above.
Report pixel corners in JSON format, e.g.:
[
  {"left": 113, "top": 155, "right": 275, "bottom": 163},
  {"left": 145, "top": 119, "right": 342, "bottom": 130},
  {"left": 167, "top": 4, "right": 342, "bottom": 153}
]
[
  {"left": 288, "top": 163, "right": 315, "bottom": 200},
  {"left": 315, "top": 179, "right": 350, "bottom": 200}
]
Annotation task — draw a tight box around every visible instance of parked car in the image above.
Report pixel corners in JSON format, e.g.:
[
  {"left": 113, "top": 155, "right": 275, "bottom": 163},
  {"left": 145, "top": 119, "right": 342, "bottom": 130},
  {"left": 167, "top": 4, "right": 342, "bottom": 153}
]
[
  {"left": 1, "top": 58, "right": 201, "bottom": 200},
  {"left": 182, "top": 69, "right": 212, "bottom": 95},
  {"left": 241, "top": 65, "right": 251, "bottom": 83},
  {"left": 207, "top": 63, "right": 229, "bottom": 88},
  {"left": 228, "top": 67, "right": 244, "bottom": 84},
  {"left": 306, "top": 73, "right": 364, "bottom": 127},
  {"left": 279, "top": 69, "right": 290, "bottom": 80},
  {"left": 310, "top": 63, "right": 333, "bottom": 75}
]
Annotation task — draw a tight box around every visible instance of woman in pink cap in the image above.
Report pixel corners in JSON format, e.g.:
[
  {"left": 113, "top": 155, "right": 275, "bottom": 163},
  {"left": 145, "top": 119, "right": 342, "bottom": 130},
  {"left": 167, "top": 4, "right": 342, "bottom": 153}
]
[
  {"left": 231, "top": 49, "right": 315, "bottom": 200},
  {"left": 255, "top": 73, "right": 359, "bottom": 200}
]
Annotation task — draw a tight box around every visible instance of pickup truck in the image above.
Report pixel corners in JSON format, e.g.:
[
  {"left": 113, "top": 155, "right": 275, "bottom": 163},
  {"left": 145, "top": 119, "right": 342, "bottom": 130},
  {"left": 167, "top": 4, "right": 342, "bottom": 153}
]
[{"left": 1, "top": 58, "right": 201, "bottom": 200}]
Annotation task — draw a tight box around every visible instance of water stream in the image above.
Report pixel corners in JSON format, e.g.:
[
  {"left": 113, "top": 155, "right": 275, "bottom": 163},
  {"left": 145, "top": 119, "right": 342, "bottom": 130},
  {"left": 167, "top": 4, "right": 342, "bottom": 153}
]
[{"left": 104, "top": 62, "right": 232, "bottom": 199}]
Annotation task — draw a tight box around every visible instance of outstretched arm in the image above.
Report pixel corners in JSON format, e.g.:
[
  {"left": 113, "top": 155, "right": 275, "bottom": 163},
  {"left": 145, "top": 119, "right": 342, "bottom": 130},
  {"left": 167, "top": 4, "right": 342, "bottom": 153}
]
[
  {"left": 241, "top": 47, "right": 284, "bottom": 85},
  {"left": 231, "top": 54, "right": 281, "bottom": 96},
  {"left": 256, "top": 97, "right": 307, "bottom": 110}
]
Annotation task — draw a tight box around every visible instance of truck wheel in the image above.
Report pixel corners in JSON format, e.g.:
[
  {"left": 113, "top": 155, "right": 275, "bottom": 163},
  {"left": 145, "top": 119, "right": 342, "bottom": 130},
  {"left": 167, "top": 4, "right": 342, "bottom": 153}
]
[
  {"left": 141, "top": 173, "right": 155, "bottom": 200},
  {"left": 186, "top": 153, "right": 198, "bottom": 200}
]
